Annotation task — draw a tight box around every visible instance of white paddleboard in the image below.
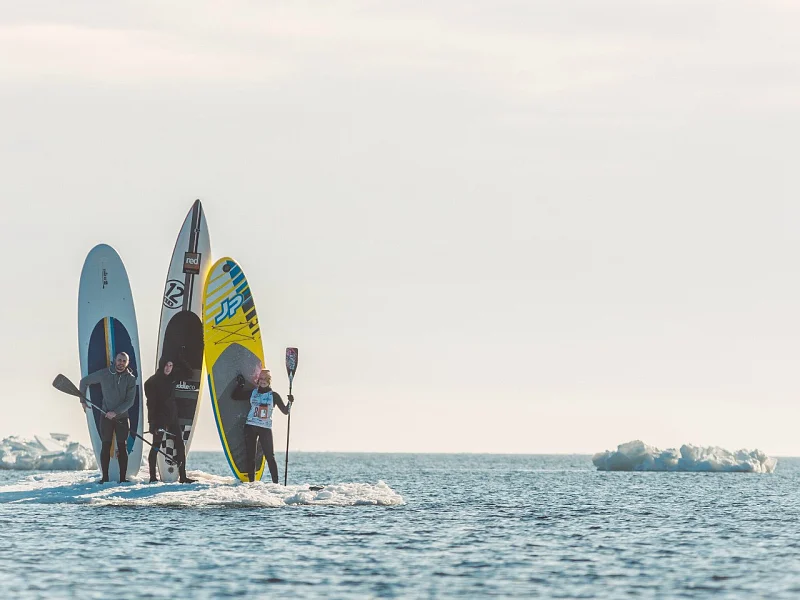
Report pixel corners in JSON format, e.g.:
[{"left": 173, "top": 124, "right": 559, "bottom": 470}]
[
  {"left": 78, "top": 244, "right": 144, "bottom": 481},
  {"left": 153, "top": 200, "right": 212, "bottom": 481}
]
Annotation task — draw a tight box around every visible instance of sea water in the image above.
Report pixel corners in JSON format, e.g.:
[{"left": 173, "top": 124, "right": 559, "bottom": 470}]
[{"left": 1, "top": 452, "right": 799, "bottom": 598}]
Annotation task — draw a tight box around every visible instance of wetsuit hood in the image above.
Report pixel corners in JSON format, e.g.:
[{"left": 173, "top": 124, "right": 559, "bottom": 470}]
[{"left": 158, "top": 355, "right": 174, "bottom": 379}]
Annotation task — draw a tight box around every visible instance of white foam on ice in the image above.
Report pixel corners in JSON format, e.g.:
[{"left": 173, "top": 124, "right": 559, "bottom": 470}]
[
  {"left": 592, "top": 440, "right": 777, "bottom": 473},
  {"left": 0, "top": 435, "right": 96, "bottom": 471},
  {"left": 0, "top": 467, "right": 404, "bottom": 507}
]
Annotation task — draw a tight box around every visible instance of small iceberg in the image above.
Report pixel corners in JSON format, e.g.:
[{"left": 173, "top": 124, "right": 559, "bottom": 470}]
[
  {"left": 0, "top": 434, "right": 96, "bottom": 470},
  {"left": 592, "top": 440, "right": 776, "bottom": 473}
]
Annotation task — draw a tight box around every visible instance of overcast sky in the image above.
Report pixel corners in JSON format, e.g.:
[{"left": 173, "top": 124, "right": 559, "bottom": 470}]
[{"left": 2, "top": 1, "right": 800, "bottom": 455}]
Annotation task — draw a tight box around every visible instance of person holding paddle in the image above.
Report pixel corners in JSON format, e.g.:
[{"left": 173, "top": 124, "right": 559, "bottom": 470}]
[
  {"left": 78, "top": 352, "right": 136, "bottom": 483},
  {"left": 144, "top": 354, "right": 195, "bottom": 484},
  {"left": 232, "top": 368, "right": 293, "bottom": 483}
]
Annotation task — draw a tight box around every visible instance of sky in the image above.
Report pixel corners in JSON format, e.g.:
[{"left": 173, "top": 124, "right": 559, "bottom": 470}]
[{"left": 1, "top": 1, "right": 800, "bottom": 455}]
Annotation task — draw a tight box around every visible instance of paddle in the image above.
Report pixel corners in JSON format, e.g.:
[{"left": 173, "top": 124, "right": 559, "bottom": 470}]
[
  {"left": 52, "top": 374, "right": 182, "bottom": 467},
  {"left": 284, "top": 347, "right": 298, "bottom": 486}
]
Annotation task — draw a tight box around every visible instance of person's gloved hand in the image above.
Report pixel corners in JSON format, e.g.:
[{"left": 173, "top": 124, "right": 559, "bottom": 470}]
[
  {"left": 236, "top": 374, "right": 245, "bottom": 387},
  {"left": 287, "top": 394, "right": 294, "bottom": 403}
]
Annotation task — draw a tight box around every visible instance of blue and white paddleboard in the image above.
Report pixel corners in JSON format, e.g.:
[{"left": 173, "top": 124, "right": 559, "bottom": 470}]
[{"left": 78, "top": 244, "right": 144, "bottom": 481}]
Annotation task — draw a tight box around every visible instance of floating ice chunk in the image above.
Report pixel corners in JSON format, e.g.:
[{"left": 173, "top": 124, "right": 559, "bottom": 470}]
[
  {"left": 35, "top": 435, "right": 67, "bottom": 453},
  {"left": 593, "top": 440, "right": 776, "bottom": 473},
  {"left": 0, "top": 435, "right": 96, "bottom": 471}
]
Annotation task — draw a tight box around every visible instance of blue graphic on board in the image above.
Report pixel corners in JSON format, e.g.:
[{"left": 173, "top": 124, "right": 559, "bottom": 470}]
[
  {"left": 214, "top": 295, "right": 243, "bottom": 324},
  {"left": 221, "top": 260, "right": 258, "bottom": 336}
]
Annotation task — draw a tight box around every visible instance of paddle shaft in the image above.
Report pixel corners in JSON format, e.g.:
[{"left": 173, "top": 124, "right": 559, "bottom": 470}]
[
  {"left": 80, "top": 396, "right": 182, "bottom": 467},
  {"left": 283, "top": 348, "right": 298, "bottom": 486},
  {"left": 284, "top": 379, "right": 292, "bottom": 486}
]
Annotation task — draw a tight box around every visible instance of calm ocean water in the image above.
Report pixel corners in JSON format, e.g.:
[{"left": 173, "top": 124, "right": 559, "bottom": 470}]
[{"left": 1, "top": 452, "right": 800, "bottom": 598}]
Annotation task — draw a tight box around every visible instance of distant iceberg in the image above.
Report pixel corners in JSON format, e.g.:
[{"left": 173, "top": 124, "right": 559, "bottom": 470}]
[
  {"left": 0, "top": 435, "right": 96, "bottom": 470},
  {"left": 592, "top": 440, "right": 776, "bottom": 473}
]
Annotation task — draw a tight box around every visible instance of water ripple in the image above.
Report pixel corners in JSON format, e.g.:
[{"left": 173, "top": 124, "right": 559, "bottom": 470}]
[{"left": 1, "top": 452, "right": 800, "bottom": 598}]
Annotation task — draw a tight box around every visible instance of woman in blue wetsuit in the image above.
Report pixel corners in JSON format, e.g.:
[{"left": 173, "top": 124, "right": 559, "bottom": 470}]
[{"left": 232, "top": 369, "right": 293, "bottom": 483}]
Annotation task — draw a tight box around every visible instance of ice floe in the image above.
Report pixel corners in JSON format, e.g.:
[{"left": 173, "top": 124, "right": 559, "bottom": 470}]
[
  {"left": 0, "top": 468, "right": 404, "bottom": 507},
  {"left": 0, "top": 434, "right": 96, "bottom": 471},
  {"left": 592, "top": 440, "right": 776, "bottom": 473}
]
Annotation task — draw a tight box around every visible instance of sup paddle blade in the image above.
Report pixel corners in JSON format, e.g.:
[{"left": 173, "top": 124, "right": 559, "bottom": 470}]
[
  {"left": 52, "top": 374, "right": 82, "bottom": 398},
  {"left": 285, "top": 347, "right": 298, "bottom": 385}
]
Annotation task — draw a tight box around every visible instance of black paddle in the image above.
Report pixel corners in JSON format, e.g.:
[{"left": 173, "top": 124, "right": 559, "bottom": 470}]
[
  {"left": 284, "top": 347, "right": 298, "bottom": 486},
  {"left": 281, "top": 352, "right": 324, "bottom": 491},
  {"left": 52, "top": 373, "right": 182, "bottom": 467}
]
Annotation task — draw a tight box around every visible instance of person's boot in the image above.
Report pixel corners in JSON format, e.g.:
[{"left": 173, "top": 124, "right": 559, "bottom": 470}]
[
  {"left": 100, "top": 449, "right": 110, "bottom": 484},
  {"left": 178, "top": 465, "right": 195, "bottom": 484},
  {"left": 118, "top": 451, "right": 129, "bottom": 483},
  {"left": 148, "top": 448, "right": 159, "bottom": 482}
]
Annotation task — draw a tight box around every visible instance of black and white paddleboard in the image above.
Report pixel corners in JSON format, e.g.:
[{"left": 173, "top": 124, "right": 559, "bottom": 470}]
[{"left": 154, "top": 200, "right": 212, "bottom": 481}]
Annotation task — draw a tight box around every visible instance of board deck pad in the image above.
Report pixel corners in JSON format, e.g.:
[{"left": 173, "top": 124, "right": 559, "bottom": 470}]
[
  {"left": 78, "top": 244, "right": 144, "bottom": 481},
  {"left": 154, "top": 200, "right": 211, "bottom": 481},
  {"left": 158, "top": 311, "right": 204, "bottom": 476},
  {"left": 203, "top": 257, "right": 265, "bottom": 481},
  {"left": 211, "top": 344, "right": 264, "bottom": 476}
]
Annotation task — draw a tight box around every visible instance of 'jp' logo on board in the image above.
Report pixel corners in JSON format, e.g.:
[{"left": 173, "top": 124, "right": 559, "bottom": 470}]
[{"left": 215, "top": 295, "right": 243, "bottom": 324}]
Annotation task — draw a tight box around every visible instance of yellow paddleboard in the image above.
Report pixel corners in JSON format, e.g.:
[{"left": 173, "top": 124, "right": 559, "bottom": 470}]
[{"left": 203, "top": 257, "right": 265, "bottom": 481}]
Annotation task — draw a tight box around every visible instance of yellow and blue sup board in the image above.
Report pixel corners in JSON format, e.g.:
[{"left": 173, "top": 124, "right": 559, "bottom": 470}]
[{"left": 203, "top": 257, "right": 265, "bottom": 481}]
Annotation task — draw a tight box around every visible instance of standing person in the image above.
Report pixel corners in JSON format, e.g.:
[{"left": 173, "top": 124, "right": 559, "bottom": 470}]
[
  {"left": 144, "top": 355, "right": 195, "bottom": 483},
  {"left": 79, "top": 352, "right": 136, "bottom": 484},
  {"left": 233, "top": 369, "right": 293, "bottom": 483}
]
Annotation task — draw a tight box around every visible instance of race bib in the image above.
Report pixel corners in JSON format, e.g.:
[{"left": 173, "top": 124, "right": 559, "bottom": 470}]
[{"left": 256, "top": 406, "right": 269, "bottom": 420}]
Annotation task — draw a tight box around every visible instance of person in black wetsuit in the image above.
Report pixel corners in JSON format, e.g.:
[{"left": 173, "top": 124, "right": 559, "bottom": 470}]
[
  {"left": 144, "top": 355, "right": 195, "bottom": 483},
  {"left": 79, "top": 352, "right": 136, "bottom": 484},
  {"left": 232, "top": 369, "right": 293, "bottom": 483}
]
